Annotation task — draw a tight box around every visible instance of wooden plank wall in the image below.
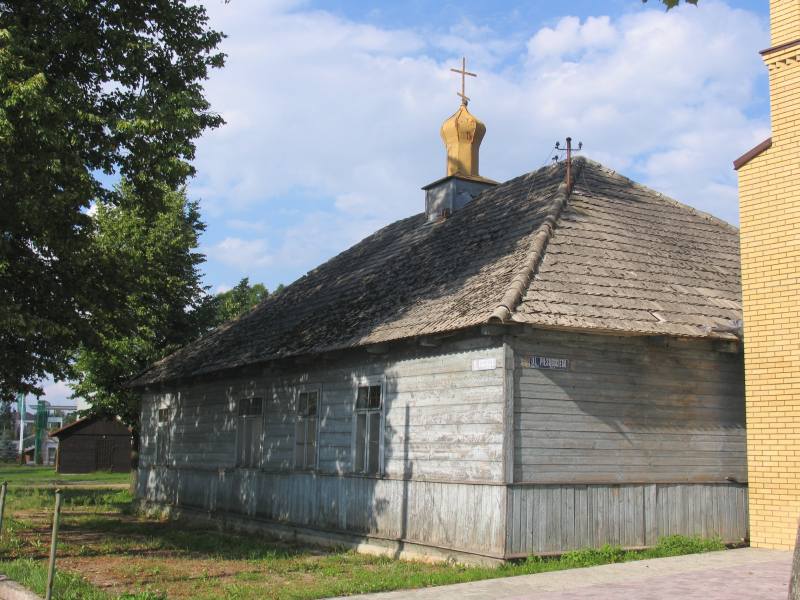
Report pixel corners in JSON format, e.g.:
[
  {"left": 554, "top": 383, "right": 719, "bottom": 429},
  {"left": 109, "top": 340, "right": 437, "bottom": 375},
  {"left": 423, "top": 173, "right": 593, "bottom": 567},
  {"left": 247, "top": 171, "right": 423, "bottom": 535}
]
[
  {"left": 137, "top": 337, "right": 509, "bottom": 558},
  {"left": 137, "top": 466, "right": 508, "bottom": 557},
  {"left": 139, "top": 337, "right": 507, "bottom": 483},
  {"left": 506, "top": 482, "right": 748, "bottom": 556},
  {"left": 511, "top": 330, "right": 746, "bottom": 484}
]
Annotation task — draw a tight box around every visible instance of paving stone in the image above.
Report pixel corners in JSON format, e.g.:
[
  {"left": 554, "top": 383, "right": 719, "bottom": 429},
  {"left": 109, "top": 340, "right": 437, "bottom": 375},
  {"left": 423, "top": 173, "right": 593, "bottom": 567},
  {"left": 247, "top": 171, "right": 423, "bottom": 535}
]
[{"left": 335, "top": 548, "right": 791, "bottom": 600}]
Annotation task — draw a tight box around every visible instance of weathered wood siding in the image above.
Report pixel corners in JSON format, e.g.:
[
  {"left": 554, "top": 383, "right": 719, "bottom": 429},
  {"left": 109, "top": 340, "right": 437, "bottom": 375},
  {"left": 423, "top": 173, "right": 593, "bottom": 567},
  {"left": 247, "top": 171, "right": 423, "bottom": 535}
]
[
  {"left": 506, "top": 482, "right": 748, "bottom": 556},
  {"left": 511, "top": 330, "right": 746, "bottom": 484},
  {"left": 140, "top": 338, "right": 506, "bottom": 482},
  {"left": 138, "top": 328, "right": 749, "bottom": 559},
  {"left": 137, "top": 466, "right": 507, "bottom": 557},
  {"left": 137, "top": 338, "right": 508, "bottom": 558}
]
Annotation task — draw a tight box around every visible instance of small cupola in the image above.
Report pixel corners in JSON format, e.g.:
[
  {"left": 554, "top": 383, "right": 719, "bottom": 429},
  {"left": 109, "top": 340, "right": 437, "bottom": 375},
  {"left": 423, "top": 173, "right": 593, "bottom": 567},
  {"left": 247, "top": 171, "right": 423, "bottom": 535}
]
[
  {"left": 424, "top": 57, "right": 497, "bottom": 221},
  {"left": 441, "top": 102, "right": 486, "bottom": 177}
]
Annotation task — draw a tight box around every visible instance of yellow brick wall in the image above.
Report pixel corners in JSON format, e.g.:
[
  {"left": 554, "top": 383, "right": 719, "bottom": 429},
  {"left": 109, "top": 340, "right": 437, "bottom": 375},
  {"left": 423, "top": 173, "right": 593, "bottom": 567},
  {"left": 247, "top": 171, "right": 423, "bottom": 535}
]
[
  {"left": 771, "top": 0, "right": 800, "bottom": 45},
  {"left": 738, "top": 0, "right": 800, "bottom": 550}
]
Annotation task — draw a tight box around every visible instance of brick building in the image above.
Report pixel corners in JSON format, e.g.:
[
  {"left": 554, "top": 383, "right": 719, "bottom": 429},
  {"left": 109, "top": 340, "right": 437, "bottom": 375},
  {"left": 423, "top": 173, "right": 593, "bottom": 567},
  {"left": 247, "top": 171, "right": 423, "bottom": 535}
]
[{"left": 735, "top": 0, "right": 800, "bottom": 550}]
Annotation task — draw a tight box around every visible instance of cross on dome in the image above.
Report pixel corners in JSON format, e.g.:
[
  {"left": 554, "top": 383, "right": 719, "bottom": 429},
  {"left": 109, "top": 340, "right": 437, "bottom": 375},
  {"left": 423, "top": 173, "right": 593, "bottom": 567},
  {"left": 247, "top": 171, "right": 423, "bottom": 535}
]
[{"left": 450, "top": 56, "right": 477, "bottom": 105}]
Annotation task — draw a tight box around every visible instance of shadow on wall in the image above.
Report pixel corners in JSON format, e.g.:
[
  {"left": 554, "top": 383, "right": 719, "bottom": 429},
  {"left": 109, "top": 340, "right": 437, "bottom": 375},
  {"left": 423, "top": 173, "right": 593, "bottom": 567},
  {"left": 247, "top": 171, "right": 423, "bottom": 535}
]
[{"left": 139, "top": 372, "right": 421, "bottom": 546}]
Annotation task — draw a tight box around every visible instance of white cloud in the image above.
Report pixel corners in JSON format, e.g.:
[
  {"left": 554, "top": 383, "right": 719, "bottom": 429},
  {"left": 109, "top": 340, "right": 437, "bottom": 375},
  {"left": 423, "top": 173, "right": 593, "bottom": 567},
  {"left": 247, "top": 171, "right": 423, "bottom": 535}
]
[
  {"left": 527, "top": 16, "right": 616, "bottom": 60},
  {"left": 206, "top": 237, "right": 274, "bottom": 271},
  {"left": 192, "top": 0, "right": 768, "bottom": 288},
  {"left": 40, "top": 379, "right": 74, "bottom": 407}
]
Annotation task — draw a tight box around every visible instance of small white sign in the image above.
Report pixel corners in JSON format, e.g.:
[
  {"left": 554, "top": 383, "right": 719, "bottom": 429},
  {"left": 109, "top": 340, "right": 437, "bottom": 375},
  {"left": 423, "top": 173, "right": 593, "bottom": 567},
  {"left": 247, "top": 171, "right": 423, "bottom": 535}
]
[{"left": 472, "top": 358, "right": 497, "bottom": 371}]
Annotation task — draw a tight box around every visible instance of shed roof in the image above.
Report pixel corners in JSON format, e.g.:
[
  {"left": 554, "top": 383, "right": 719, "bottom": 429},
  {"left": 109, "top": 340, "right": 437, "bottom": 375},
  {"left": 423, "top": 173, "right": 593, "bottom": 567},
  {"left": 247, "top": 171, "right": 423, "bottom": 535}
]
[
  {"left": 131, "top": 157, "right": 741, "bottom": 387},
  {"left": 49, "top": 415, "right": 130, "bottom": 439}
]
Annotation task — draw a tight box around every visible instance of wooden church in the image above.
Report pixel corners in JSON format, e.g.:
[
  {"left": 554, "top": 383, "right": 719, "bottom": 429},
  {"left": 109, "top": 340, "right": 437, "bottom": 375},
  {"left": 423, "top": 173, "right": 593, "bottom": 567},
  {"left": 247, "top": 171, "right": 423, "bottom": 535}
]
[{"left": 131, "top": 63, "right": 747, "bottom": 564}]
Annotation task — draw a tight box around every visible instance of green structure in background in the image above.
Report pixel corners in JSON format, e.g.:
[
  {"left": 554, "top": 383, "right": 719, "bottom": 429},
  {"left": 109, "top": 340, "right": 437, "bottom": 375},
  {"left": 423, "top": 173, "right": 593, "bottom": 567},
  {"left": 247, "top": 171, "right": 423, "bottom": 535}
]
[{"left": 34, "top": 401, "right": 47, "bottom": 465}]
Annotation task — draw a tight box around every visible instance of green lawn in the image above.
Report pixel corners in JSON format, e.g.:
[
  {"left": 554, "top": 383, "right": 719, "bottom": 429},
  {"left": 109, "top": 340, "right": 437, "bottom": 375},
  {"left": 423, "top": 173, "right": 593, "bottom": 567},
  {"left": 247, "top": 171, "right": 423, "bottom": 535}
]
[
  {"left": 0, "top": 465, "right": 130, "bottom": 487},
  {"left": 0, "top": 474, "right": 728, "bottom": 600}
]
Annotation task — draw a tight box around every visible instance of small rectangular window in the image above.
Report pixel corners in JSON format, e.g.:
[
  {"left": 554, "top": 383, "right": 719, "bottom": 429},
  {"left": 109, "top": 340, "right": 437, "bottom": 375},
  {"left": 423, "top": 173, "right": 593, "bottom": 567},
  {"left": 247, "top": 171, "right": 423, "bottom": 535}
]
[
  {"left": 295, "top": 390, "right": 319, "bottom": 470},
  {"left": 157, "top": 408, "right": 169, "bottom": 423},
  {"left": 354, "top": 384, "right": 382, "bottom": 475},
  {"left": 236, "top": 397, "right": 263, "bottom": 468},
  {"left": 356, "top": 385, "right": 382, "bottom": 410}
]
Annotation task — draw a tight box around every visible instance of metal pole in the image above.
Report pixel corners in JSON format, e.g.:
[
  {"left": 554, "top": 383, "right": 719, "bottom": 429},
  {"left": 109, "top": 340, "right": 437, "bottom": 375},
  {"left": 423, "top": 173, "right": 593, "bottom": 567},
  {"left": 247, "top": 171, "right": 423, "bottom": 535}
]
[
  {"left": 0, "top": 481, "right": 8, "bottom": 537},
  {"left": 566, "top": 136, "right": 573, "bottom": 191},
  {"left": 45, "top": 489, "right": 62, "bottom": 600},
  {"left": 17, "top": 393, "right": 25, "bottom": 463}
]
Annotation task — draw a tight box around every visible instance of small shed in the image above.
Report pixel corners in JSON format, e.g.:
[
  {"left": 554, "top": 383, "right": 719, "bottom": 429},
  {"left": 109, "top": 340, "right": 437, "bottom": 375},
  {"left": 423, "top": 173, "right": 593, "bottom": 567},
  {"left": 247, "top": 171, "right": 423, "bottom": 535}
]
[{"left": 49, "top": 416, "right": 132, "bottom": 473}]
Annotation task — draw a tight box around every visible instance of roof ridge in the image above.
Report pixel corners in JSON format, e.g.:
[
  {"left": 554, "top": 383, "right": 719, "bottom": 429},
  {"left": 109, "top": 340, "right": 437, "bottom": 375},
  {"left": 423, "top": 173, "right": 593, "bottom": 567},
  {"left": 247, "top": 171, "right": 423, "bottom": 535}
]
[{"left": 488, "top": 160, "right": 581, "bottom": 323}]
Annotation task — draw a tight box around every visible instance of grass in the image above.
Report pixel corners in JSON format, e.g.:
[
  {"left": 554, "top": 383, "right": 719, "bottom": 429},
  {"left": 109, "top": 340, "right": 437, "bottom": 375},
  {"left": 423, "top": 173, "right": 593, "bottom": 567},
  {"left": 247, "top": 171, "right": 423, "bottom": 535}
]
[
  {"left": 0, "top": 465, "right": 130, "bottom": 487},
  {"left": 0, "top": 532, "right": 725, "bottom": 600},
  {"left": 0, "top": 465, "right": 728, "bottom": 599}
]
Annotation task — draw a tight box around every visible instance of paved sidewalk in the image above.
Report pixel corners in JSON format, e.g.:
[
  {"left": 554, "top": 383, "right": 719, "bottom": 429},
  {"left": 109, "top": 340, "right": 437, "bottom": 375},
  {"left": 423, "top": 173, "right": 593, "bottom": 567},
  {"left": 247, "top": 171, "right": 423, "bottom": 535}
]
[{"left": 334, "top": 548, "right": 792, "bottom": 600}]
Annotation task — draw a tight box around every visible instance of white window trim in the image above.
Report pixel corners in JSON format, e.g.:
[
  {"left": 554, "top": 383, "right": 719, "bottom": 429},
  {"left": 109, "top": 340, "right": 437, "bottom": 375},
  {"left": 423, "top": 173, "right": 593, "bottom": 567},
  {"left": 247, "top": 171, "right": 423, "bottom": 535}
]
[
  {"left": 294, "top": 384, "right": 322, "bottom": 471},
  {"left": 234, "top": 394, "right": 265, "bottom": 469},
  {"left": 351, "top": 375, "right": 385, "bottom": 476}
]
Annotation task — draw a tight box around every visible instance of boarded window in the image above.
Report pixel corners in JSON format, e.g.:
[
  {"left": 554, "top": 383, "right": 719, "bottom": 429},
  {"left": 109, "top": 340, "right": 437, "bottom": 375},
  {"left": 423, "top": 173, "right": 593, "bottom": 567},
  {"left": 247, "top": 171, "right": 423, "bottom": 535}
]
[
  {"left": 354, "top": 384, "right": 382, "bottom": 475},
  {"left": 295, "top": 390, "right": 319, "bottom": 469},
  {"left": 237, "top": 397, "right": 263, "bottom": 468}
]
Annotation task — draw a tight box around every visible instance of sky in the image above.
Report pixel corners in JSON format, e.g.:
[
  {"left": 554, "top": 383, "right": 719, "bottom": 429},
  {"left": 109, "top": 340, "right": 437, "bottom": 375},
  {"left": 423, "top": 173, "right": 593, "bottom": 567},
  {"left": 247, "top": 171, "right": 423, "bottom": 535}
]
[{"left": 42, "top": 0, "right": 771, "bottom": 406}]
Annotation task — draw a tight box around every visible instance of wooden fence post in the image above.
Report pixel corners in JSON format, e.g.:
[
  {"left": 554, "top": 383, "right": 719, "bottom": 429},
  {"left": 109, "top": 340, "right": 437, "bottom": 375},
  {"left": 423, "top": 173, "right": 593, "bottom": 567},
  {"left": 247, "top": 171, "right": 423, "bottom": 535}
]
[
  {"left": 45, "top": 489, "right": 62, "bottom": 600},
  {"left": 0, "top": 481, "right": 8, "bottom": 536}
]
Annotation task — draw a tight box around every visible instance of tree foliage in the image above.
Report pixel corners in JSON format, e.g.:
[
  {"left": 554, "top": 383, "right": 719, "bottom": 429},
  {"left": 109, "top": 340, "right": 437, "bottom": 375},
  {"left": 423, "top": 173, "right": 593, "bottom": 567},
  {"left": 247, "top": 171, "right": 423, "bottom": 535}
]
[
  {"left": 208, "top": 278, "right": 269, "bottom": 328},
  {"left": 70, "top": 183, "right": 208, "bottom": 430},
  {"left": 0, "top": 1, "right": 225, "bottom": 401},
  {"left": 643, "top": 0, "right": 699, "bottom": 8}
]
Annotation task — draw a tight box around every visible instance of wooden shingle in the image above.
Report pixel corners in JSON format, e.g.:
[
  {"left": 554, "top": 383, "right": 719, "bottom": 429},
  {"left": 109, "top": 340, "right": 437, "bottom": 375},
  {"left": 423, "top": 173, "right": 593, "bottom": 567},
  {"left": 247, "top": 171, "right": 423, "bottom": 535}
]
[{"left": 131, "top": 158, "right": 741, "bottom": 386}]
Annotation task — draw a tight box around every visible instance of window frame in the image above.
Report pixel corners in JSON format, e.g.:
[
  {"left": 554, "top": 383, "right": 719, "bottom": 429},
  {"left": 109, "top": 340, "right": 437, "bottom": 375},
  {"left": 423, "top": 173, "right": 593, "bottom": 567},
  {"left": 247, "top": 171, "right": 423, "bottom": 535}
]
[
  {"left": 154, "top": 395, "right": 172, "bottom": 466},
  {"left": 351, "top": 376, "right": 385, "bottom": 476},
  {"left": 234, "top": 395, "right": 264, "bottom": 469},
  {"left": 294, "top": 385, "right": 322, "bottom": 471}
]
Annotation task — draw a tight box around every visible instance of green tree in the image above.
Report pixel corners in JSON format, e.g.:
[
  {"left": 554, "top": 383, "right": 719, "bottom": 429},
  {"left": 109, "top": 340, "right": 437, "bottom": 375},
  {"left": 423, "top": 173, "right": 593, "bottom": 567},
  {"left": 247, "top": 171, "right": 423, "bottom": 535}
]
[
  {"left": 0, "top": 1, "right": 225, "bottom": 402},
  {"left": 644, "top": 0, "right": 699, "bottom": 8},
  {"left": 0, "top": 401, "right": 12, "bottom": 437},
  {"left": 209, "top": 278, "right": 269, "bottom": 327},
  {"left": 70, "top": 183, "right": 207, "bottom": 431}
]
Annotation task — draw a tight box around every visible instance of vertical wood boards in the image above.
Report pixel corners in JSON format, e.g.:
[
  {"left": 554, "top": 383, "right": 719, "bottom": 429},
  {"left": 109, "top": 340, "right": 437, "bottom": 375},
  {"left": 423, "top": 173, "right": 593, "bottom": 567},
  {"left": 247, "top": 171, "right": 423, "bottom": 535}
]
[
  {"left": 511, "top": 330, "right": 746, "bottom": 484},
  {"left": 138, "top": 465, "right": 507, "bottom": 556},
  {"left": 505, "top": 482, "right": 748, "bottom": 556}
]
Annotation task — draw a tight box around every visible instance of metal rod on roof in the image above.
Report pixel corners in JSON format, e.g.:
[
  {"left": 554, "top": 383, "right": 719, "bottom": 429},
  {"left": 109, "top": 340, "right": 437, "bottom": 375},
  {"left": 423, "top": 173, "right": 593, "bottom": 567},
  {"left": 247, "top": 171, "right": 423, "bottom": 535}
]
[
  {"left": 566, "top": 137, "right": 572, "bottom": 190},
  {"left": 554, "top": 137, "right": 582, "bottom": 191}
]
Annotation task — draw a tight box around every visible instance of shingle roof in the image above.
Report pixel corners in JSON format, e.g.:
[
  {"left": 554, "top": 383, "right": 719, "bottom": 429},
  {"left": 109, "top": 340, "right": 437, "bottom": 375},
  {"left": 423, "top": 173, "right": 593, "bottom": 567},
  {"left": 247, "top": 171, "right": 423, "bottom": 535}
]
[{"left": 131, "top": 158, "right": 741, "bottom": 386}]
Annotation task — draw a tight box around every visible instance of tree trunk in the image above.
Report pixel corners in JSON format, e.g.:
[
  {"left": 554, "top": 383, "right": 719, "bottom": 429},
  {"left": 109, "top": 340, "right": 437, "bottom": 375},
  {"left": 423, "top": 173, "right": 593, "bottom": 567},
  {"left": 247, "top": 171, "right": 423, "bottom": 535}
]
[{"left": 790, "top": 518, "right": 800, "bottom": 600}]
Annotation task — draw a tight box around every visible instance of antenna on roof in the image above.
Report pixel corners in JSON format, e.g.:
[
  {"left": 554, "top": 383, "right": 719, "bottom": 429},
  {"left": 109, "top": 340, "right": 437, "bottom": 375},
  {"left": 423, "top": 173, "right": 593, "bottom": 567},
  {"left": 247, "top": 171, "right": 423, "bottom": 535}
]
[{"left": 553, "top": 137, "right": 583, "bottom": 191}]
